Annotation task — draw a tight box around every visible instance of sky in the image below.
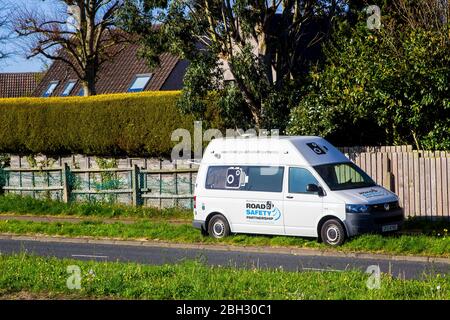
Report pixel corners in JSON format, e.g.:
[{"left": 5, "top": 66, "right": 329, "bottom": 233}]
[{"left": 0, "top": 0, "right": 63, "bottom": 73}]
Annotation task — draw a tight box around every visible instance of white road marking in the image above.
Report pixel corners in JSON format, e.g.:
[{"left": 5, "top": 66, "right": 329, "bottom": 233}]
[
  {"left": 302, "top": 267, "right": 344, "bottom": 272},
  {"left": 71, "top": 254, "right": 108, "bottom": 259}
]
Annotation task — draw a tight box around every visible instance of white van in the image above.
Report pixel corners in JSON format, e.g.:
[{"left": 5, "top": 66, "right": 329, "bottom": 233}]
[{"left": 192, "top": 136, "right": 404, "bottom": 246}]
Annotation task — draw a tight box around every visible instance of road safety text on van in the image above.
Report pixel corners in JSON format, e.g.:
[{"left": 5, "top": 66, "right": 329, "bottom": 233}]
[{"left": 245, "top": 201, "right": 282, "bottom": 222}]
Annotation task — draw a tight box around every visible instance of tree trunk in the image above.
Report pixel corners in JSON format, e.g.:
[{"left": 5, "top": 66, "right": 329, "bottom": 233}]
[
  {"left": 411, "top": 130, "right": 421, "bottom": 151},
  {"left": 81, "top": 81, "right": 96, "bottom": 96},
  {"left": 228, "top": 62, "right": 262, "bottom": 128},
  {"left": 236, "top": 81, "right": 262, "bottom": 128},
  {"left": 81, "top": 64, "right": 97, "bottom": 96}
]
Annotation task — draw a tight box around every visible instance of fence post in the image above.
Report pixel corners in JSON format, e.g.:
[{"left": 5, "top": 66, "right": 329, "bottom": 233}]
[
  {"left": 132, "top": 164, "right": 141, "bottom": 206},
  {"left": 174, "top": 161, "right": 178, "bottom": 207},
  {"left": 62, "top": 162, "right": 70, "bottom": 203},
  {"left": 0, "top": 168, "right": 4, "bottom": 195},
  {"left": 383, "top": 171, "right": 394, "bottom": 192}
]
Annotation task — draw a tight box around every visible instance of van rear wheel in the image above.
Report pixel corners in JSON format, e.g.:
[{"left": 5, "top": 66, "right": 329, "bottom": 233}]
[
  {"left": 208, "top": 214, "right": 230, "bottom": 239},
  {"left": 321, "top": 219, "right": 345, "bottom": 246}
]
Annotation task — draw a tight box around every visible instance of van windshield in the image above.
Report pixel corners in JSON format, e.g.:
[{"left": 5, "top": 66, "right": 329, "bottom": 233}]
[{"left": 313, "top": 162, "right": 376, "bottom": 191}]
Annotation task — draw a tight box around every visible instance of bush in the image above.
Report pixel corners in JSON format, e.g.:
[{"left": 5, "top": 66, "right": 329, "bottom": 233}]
[
  {"left": 0, "top": 91, "right": 211, "bottom": 157},
  {"left": 288, "top": 16, "right": 450, "bottom": 150}
]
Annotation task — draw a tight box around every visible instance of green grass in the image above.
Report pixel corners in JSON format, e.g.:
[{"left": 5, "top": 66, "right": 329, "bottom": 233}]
[
  {"left": 0, "top": 254, "right": 448, "bottom": 299},
  {"left": 0, "top": 195, "right": 191, "bottom": 220},
  {"left": 404, "top": 218, "right": 450, "bottom": 236},
  {"left": 0, "top": 219, "right": 449, "bottom": 257},
  {"left": 0, "top": 195, "right": 449, "bottom": 257}
]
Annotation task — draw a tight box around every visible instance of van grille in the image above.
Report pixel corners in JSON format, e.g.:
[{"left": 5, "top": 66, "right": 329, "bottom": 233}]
[
  {"left": 370, "top": 201, "right": 400, "bottom": 213},
  {"left": 374, "top": 214, "right": 404, "bottom": 225}
]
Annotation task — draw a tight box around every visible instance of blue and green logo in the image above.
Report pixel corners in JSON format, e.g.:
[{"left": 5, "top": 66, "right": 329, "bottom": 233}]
[{"left": 245, "top": 201, "right": 281, "bottom": 222}]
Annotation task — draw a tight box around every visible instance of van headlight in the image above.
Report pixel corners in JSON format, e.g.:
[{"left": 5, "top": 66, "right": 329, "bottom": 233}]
[{"left": 346, "top": 204, "right": 370, "bottom": 213}]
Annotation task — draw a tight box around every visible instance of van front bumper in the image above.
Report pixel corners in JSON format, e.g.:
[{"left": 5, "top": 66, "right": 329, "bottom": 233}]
[
  {"left": 192, "top": 220, "right": 206, "bottom": 230},
  {"left": 344, "top": 209, "right": 404, "bottom": 237}
]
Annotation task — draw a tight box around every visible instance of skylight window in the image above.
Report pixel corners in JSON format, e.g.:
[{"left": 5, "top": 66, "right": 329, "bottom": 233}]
[
  {"left": 42, "top": 81, "right": 59, "bottom": 97},
  {"left": 61, "top": 80, "right": 77, "bottom": 96},
  {"left": 128, "top": 74, "right": 152, "bottom": 92}
]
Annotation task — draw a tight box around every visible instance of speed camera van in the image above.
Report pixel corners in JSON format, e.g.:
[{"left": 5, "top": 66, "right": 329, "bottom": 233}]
[{"left": 192, "top": 136, "right": 404, "bottom": 246}]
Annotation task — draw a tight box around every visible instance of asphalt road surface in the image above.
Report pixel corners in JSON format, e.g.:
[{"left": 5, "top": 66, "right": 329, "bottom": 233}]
[{"left": 0, "top": 238, "right": 448, "bottom": 280}]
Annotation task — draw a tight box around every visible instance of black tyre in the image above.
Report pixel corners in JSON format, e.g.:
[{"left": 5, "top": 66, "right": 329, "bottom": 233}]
[
  {"left": 200, "top": 226, "right": 209, "bottom": 236},
  {"left": 321, "top": 219, "right": 346, "bottom": 246},
  {"left": 208, "top": 214, "right": 231, "bottom": 239}
]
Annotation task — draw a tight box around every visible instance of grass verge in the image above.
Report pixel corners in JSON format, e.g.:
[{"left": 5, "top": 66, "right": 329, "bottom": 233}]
[
  {"left": 0, "top": 195, "right": 191, "bottom": 220},
  {"left": 0, "top": 254, "right": 448, "bottom": 299},
  {"left": 0, "top": 219, "right": 449, "bottom": 257},
  {"left": 1, "top": 195, "right": 449, "bottom": 231}
]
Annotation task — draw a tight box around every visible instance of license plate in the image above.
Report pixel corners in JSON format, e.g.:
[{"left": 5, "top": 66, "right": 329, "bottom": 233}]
[{"left": 382, "top": 224, "right": 398, "bottom": 232}]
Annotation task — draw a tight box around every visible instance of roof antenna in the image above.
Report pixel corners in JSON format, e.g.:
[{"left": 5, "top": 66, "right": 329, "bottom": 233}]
[{"left": 239, "top": 133, "right": 256, "bottom": 138}]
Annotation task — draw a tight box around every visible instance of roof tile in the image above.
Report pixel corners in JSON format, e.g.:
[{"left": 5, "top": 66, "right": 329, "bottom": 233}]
[
  {"left": 0, "top": 72, "right": 43, "bottom": 98},
  {"left": 33, "top": 42, "right": 182, "bottom": 97}
]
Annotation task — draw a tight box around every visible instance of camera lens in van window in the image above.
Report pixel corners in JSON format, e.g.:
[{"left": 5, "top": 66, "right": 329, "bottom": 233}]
[{"left": 226, "top": 167, "right": 242, "bottom": 188}]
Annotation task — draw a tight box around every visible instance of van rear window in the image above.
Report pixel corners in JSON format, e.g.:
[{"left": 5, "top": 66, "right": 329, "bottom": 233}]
[{"left": 205, "top": 166, "right": 284, "bottom": 192}]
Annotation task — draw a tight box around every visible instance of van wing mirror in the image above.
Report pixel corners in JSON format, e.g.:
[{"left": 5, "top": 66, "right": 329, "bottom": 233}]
[
  {"left": 306, "top": 184, "right": 324, "bottom": 196},
  {"left": 306, "top": 184, "right": 319, "bottom": 192}
]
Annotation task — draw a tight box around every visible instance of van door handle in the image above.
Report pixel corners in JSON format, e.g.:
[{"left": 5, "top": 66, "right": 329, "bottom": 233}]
[{"left": 286, "top": 195, "right": 294, "bottom": 199}]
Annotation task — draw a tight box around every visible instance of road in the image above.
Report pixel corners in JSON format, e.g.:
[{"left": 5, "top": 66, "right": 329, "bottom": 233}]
[{"left": 0, "top": 238, "right": 448, "bottom": 280}]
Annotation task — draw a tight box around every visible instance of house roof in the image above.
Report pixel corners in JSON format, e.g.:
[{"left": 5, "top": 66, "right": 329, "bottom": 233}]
[
  {"left": 0, "top": 72, "right": 43, "bottom": 98},
  {"left": 33, "top": 42, "right": 185, "bottom": 97}
]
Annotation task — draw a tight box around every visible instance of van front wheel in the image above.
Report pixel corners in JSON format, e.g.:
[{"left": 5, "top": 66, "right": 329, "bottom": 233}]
[
  {"left": 321, "top": 219, "right": 346, "bottom": 246},
  {"left": 208, "top": 214, "right": 230, "bottom": 239}
]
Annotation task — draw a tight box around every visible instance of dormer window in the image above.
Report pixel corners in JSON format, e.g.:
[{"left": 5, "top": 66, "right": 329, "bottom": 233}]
[
  {"left": 42, "top": 81, "right": 59, "bottom": 97},
  {"left": 128, "top": 74, "right": 152, "bottom": 92},
  {"left": 61, "top": 80, "right": 77, "bottom": 96}
]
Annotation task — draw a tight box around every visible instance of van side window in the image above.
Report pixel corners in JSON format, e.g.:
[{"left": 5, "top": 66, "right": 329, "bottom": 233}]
[
  {"left": 246, "top": 166, "right": 284, "bottom": 192},
  {"left": 289, "top": 167, "right": 319, "bottom": 194},
  {"left": 205, "top": 166, "right": 228, "bottom": 190},
  {"left": 205, "top": 166, "right": 284, "bottom": 192}
]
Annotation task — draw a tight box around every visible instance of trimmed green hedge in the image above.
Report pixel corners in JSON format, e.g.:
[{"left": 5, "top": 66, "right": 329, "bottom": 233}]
[{"left": 0, "top": 91, "right": 204, "bottom": 157}]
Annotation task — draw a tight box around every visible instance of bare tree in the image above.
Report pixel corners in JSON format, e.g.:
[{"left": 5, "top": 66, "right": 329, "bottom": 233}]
[
  {"left": 14, "top": 0, "right": 128, "bottom": 96},
  {"left": 0, "top": 4, "right": 11, "bottom": 62},
  {"left": 395, "top": 0, "right": 449, "bottom": 33}
]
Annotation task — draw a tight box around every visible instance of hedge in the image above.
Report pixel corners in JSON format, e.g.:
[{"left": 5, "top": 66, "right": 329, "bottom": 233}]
[{"left": 0, "top": 91, "right": 215, "bottom": 157}]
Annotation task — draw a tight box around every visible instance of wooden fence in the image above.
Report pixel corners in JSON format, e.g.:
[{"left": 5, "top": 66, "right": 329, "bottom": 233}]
[
  {"left": 344, "top": 149, "right": 450, "bottom": 218},
  {"left": 1, "top": 146, "right": 449, "bottom": 217},
  {"left": 0, "top": 161, "right": 198, "bottom": 209}
]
